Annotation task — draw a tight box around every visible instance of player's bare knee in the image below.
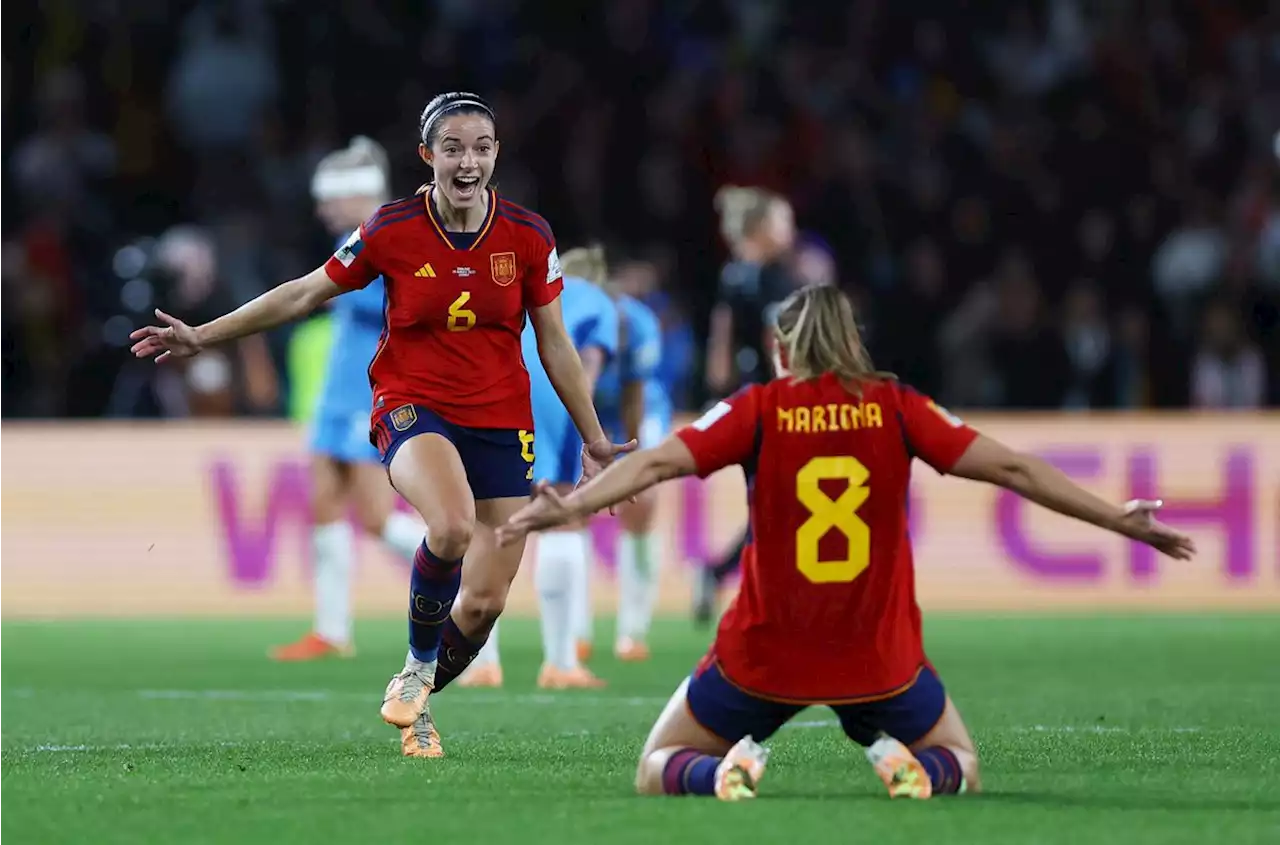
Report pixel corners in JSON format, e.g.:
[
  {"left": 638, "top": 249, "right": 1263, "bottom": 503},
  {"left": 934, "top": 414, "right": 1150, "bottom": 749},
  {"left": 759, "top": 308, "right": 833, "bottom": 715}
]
[
  {"left": 454, "top": 587, "right": 505, "bottom": 634},
  {"left": 427, "top": 514, "right": 474, "bottom": 560},
  {"left": 634, "top": 750, "right": 669, "bottom": 795}
]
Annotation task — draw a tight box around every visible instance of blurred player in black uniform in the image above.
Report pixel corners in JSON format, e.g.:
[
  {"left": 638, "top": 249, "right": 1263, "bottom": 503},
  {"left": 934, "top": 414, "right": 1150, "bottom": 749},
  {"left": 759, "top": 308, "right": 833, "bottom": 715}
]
[{"left": 695, "top": 186, "right": 797, "bottom": 625}]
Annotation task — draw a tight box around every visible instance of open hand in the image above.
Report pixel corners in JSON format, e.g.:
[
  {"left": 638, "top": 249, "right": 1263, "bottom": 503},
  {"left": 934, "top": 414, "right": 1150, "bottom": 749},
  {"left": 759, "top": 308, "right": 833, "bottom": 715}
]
[
  {"left": 579, "top": 437, "right": 638, "bottom": 514},
  {"left": 1118, "top": 499, "right": 1196, "bottom": 560},
  {"left": 129, "top": 309, "right": 202, "bottom": 363},
  {"left": 496, "top": 480, "right": 577, "bottom": 547}
]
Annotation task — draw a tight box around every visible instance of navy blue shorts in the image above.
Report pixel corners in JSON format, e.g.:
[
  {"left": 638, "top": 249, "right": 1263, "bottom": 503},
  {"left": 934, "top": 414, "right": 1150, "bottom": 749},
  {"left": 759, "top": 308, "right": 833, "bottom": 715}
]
[
  {"left": 372, "top": 404, "right": 534, "bottom": 501},
  {"left": 686, "top": 660, "right": 947, "bottom": 747}
]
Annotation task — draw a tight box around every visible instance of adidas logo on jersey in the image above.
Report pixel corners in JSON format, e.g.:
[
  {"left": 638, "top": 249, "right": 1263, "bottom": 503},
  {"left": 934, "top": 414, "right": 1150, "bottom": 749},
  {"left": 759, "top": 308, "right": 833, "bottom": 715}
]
[{"left": 414, "top": 263, "right": 437, "bottom": 278}]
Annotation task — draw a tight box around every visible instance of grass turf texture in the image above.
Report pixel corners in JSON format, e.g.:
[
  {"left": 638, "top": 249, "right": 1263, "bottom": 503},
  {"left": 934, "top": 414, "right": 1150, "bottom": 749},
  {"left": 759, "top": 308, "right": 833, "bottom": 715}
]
[{"left": 3, "top": 616, "right": 1278, "bottom": 844}]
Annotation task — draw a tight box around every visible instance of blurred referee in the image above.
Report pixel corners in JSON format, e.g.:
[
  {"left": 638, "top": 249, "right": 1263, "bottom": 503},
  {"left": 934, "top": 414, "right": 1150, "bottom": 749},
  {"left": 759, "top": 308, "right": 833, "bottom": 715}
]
[{"left": 696, "top": 186, "right": 798, "bottom": 625}]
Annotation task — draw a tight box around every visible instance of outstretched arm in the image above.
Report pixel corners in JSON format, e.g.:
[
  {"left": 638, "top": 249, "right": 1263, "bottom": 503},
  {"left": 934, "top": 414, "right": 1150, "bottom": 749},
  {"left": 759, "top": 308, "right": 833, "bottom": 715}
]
[
  {"left": 131, "top": 266, "right": 343, "bottom": 362},
  {"left": 950, "top": 435, "right": 1196, "bottom": 559},
  {"left": 497, "top": 437, "right": 696, "bottom": 545}
]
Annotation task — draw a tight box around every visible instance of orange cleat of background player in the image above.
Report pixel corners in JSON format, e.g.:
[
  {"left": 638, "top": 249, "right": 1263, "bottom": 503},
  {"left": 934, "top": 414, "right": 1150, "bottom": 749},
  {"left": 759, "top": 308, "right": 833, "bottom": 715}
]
[{"left": 496, "top": 284, "right": 1195, "bottom": 801}]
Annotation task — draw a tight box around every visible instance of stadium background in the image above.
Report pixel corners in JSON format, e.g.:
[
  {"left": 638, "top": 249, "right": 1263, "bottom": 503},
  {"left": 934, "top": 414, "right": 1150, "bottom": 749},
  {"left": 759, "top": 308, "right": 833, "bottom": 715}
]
[
  {"left": 4, "top": 3, "right": 1279, "bottom": 843},
  {"left": 3, "top": 0, "right": 1277, "bottom": 617}
]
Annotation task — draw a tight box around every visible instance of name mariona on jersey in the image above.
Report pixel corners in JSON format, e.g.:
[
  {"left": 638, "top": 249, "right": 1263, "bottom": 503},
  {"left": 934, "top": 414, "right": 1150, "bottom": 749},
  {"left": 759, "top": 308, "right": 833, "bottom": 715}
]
[{"left": 777, "top": 402, "right": 884, "bottom": 434}]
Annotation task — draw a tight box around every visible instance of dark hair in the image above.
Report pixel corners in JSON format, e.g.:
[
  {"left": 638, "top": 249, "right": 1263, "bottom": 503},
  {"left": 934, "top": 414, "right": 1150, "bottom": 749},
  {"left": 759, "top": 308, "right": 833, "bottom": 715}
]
[{"left": 419, "top": 92, "right": 496, "bottom": 148}]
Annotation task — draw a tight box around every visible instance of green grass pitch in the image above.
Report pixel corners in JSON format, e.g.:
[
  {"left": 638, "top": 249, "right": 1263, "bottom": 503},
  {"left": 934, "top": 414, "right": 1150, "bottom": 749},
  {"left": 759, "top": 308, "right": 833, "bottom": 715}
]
[{"left": 3, "top": 615, "right": 1278, "bottom": 843}]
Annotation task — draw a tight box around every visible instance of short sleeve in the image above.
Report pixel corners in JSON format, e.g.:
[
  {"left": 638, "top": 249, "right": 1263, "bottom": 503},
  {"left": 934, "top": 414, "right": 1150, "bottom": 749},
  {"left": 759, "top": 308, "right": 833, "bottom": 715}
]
[
  {"left": 523, "top": 230, "right": 563, "bottom": 309},
  {"left": 896, "top": 384, "right": 979, "bottom": 474},
  {"left": 674, "top": 385, "right": 761, "bottom": 478},
  {"left": 324, "top": 224, "right": 381, "bottom": 290}
]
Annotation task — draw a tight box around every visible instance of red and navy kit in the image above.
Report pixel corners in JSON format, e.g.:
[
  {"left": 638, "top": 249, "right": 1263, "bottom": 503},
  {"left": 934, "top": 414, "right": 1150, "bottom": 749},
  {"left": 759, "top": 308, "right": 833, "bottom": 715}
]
[
  {"left": 324, "top": 187, "right": 562, "bottom": 498},
  {"left": 674, "top": 374, "right": 979, "bottom": 744}
]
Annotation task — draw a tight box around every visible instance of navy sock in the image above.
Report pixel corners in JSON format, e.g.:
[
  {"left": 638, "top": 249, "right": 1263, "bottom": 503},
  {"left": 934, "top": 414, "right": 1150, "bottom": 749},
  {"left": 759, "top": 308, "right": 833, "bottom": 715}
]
[
  {"left": 408, "top": 542, "right": 462, "bottom": 663},
  {"left": 430, "top": 617, "right": 486, "bottom": 691},
  {"left": 916, "top": 746, "right": 964, "bottom": 794},
  {"left": 661, "top": 748, "right": 721, "bottom": 796}
]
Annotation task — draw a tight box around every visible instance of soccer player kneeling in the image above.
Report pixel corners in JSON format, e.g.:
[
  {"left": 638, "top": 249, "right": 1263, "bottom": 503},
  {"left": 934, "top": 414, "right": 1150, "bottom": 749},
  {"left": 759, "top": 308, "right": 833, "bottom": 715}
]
[{"left": 496, "top": 285, "right": 1195, "bottom": 800}]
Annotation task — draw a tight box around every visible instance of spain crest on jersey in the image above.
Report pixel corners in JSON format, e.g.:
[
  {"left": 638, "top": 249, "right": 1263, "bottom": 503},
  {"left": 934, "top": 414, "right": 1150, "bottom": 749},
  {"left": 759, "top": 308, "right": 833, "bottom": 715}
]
[
  {"left": 490, "top": 252, "right": 517, "bottom": 286},
  {"left": 389, "top": 404, "right": 418, "bottom": 432}
]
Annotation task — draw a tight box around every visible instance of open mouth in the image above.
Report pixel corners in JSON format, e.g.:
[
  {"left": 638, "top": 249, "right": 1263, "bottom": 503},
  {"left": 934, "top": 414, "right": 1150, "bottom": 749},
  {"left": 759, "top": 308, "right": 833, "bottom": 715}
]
[{"left": 453, "top": 175, "right": 480, "bottom": 199}]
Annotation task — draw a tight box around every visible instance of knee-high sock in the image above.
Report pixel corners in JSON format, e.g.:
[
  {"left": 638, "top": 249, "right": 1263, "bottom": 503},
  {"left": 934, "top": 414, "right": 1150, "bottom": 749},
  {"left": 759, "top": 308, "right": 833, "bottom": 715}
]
[
  {"left": 313, "top": 522, "right": 355, "bottom": 645},
  {"left": 537, "top": 531, "right": 587, "bottom": 670},
  {"left": 408, "top": 541, "right": 462, "bottom": 663},
  {"left": 617, "top": 530, "right": 658, "bottom": 644},
  {"left": 570, "top": 531, "right": 594, "bottom": 645}
]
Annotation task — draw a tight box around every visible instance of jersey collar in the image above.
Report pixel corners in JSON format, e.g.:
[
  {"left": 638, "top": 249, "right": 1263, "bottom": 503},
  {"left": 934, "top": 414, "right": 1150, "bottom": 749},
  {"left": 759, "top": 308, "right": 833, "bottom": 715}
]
[{"left": 424, "top": 186, "right": 498, "bottom": 251}]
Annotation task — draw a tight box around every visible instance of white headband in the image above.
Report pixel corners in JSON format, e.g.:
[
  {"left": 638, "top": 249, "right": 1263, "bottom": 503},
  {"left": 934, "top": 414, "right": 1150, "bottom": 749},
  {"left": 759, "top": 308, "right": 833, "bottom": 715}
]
[{"left": 311, "top": 166, "right": 387, "bottom": 201}]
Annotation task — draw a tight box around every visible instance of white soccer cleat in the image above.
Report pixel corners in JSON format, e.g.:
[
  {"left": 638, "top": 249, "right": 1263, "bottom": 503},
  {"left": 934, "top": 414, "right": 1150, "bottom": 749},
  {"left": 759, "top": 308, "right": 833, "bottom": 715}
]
[{"left": 714, "top": 735, "right": 770, "bottom": 801}]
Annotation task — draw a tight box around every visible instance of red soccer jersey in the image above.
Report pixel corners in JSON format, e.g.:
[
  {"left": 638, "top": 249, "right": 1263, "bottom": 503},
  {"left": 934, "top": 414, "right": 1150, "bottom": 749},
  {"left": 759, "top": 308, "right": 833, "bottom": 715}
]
[
  {"left": 323, "top": 188, "right": 564, "bottom": 430},
  {"left": 676, "top": 372, "right": 979, "bottom": 702}
]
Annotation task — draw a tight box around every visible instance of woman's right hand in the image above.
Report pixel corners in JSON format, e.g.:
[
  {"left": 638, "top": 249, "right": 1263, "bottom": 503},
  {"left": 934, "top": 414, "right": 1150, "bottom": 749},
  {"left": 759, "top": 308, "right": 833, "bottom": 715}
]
[{"left": 130, "top": 309, "right": 203, "bottom": 363}]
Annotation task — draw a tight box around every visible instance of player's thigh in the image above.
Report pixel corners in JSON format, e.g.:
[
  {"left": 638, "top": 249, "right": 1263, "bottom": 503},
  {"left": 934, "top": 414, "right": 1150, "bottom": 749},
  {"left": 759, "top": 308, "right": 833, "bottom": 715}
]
[
  {"left": 309, "top": 453, "right": 350, "bottom": 525},
  {"left": 679, "top": 656, "right": 802, "bottom": 748},
  {"left": 641, "top": 677, "right": 734, "bottom": 759},
  {"left": 387, "top": 433, "right": 476, "bottom": 552},
  {"left": 911, "top": 695, "right": 977, "bottom": 758},
  {"left": 467, "top": 496, "right": 531, "bottom": 594},
  {"left": 830, "top": 665, "right": 966, "bottom": 750},
  {"left": 348, "top": 460, "right": 399, "bottom": 535}
]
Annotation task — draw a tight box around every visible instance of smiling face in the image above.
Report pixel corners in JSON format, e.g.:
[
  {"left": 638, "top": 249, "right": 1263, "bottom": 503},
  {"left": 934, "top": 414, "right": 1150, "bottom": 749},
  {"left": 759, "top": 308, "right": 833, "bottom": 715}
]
[{"left": 419, "top": 112, "right": 498, "bottom": 210}]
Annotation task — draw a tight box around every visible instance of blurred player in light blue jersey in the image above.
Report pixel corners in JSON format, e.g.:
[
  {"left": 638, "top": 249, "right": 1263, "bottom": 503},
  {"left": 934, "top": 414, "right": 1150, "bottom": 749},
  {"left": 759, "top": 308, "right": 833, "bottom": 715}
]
[
  {"left": 461, "top": 245, "right": 618, "bottom": 689},
  {"left": 270, "top": 138, "right": 426, "bottom": 662},
  {"left": 579, "top": 263, "right": 666, "bottom": 663}
]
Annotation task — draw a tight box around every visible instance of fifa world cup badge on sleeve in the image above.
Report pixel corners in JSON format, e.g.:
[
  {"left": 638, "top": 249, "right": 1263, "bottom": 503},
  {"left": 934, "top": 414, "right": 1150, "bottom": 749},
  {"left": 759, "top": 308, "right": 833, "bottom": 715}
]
[
  {"left": 390, "top": 405, "right": 418, "bottom": 432},
  {"left": 490, "top": 252, "right": 517, "bottom": 286},
  {"left": 336, "top": 230, "right": 364, "bottom": 268},
  {"left": 547, "top": 248, "right": 561, "bottom": 283},
  {"left": 927, "top": 400, "right": 965, "bottom": 428}
]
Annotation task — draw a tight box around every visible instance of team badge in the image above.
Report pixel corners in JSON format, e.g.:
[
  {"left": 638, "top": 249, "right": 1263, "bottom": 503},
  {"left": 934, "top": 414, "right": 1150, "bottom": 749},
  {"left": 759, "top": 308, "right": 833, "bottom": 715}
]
[
  {"left": 389, "top": 404, "right": 418, "bottom": 432},
  {"left": 927, "top": 400, "right": 965, "bottom": 428},
  {"left": 490, "top": 251, "right": 517, "bottom": 286}
]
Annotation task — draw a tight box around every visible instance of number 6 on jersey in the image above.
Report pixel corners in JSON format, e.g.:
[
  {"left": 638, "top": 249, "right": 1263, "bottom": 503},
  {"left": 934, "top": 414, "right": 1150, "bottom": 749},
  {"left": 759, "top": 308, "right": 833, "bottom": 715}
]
[
  {"left": 795, "top": 456, "right": 871, "bottom": 584},
  {"left": 447, "top": 291, "right": 476, "bottom": 332}
]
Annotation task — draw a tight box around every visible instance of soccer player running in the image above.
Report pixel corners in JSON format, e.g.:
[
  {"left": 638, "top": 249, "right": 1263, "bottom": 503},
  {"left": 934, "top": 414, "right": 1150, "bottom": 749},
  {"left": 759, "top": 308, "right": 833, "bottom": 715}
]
[
  {"left": 496, "top": 285, "right": 1195, "bottom": 801},
  {"left": 461, "top": 245, "right": 618, "bottom": 689},
  {"left": 270, "top": 137, "right": 428, "bottom": 662},
  {"left": 695, "top": 186, "right": 798, "bottom": 625},
  {"left": 583, "top": 264, "right": 667, "bottom": 662},
  {"left": 131, "top": 92, "right": 631, "bottom": 758}
]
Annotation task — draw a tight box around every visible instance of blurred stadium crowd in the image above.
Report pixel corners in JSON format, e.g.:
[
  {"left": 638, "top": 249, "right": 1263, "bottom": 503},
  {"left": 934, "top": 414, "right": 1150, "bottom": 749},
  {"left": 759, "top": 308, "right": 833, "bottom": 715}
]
[{"left": 3, "top": 0, "right": 1277, "bottom": 419}]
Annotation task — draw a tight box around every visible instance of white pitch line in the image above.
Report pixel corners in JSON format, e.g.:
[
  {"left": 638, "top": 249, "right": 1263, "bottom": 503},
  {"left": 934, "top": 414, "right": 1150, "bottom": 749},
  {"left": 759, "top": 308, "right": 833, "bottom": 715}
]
[{"left": 132, "top": 689, "right": 668, "bottom": 707}]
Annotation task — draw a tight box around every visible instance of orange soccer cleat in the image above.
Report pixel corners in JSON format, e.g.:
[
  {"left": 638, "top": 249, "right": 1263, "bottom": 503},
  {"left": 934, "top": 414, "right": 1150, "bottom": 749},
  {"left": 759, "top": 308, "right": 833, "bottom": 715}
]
[
  {"left": 268, "top": 632, "right": 354, "bottom": 662},
  {"left": 400, "top": 706, "right": 445, "bottom": 759},
  {"left": 715, "top": 736, "right": 770, "bottom": 801},
  {"left": 457, "top": 663, "right": 504, "bottom": 688},
  {"left": 380, "top": 661, "right": 434, "bottom": 728},
  {"left": 613, "top": 638, "right": 651, "bottom": 662},
  {"left": 536, "top": 664, "right": 608, "bottom": 690},
  {"left": 865, "top": 734, "right": 933, "bottom": 799}
]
